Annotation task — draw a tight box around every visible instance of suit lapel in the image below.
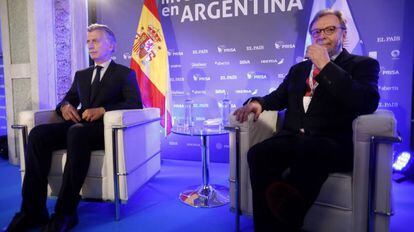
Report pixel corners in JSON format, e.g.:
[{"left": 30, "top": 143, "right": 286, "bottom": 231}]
[
  {"left": 82, "top": 67, "right": 94, "bottom": 108},
  {"left": 332, "top": 48, "right": 351, "bottom": 67}
]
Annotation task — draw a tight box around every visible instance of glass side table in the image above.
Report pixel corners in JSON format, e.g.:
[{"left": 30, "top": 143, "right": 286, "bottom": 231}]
[{"left": 172, "top": 126, "right": 229, "bottom": 208}]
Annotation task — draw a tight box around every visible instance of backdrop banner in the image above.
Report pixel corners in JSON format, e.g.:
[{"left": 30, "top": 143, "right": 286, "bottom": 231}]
[{"left": 97, "top": 0, "right": 414, "bottom": 162}]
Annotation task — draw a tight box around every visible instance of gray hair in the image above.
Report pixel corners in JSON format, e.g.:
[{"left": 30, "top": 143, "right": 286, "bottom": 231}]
[
  {"left": 309, "top": 9, "right": 347, "bottom": 32},
  {"left": 87, "top": 24, "right": 116, "bottom": 52}
]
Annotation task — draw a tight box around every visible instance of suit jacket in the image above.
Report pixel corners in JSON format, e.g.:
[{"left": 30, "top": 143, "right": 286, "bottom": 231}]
[
  {"left": 56, "top": 61, "right": 142, "bottom": 118},
  {"left": 254, "top": 49, "right": 380, "bottom": 140}
]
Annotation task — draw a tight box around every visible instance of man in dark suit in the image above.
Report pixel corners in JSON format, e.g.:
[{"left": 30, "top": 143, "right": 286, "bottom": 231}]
[
  {"left": 234, "top": 10, "right": 379, "bottom": 231},
  {"left": 6, "top": 24, "right": 142, "bottom": 232}
]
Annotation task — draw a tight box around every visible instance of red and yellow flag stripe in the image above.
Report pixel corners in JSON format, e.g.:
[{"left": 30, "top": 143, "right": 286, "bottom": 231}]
[{"left": 130, "top": 0, "right": 172, "bottom": 134}]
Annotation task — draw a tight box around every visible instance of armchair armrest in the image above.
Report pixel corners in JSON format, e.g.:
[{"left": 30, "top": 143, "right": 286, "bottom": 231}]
[
  {"left": 102, "top": 108, "right": 161, "bottom": 205},
  {"left": 12, "top": 109, "right": 63, "bottom": 170},
  {"left": 18, "top": 109, "right": 63, "bottom": 132},
  {"left": 352, "top": 109, "right": 399, "bottom": 232},
  {"left": 229, "top": 110, "right": 278, "bottom": 146},
  {"left": 228, "top": 110, "right": 278, "bottom": 216}
]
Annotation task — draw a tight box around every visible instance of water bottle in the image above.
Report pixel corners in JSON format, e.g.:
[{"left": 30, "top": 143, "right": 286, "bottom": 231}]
[
  {"left": 221, "top": 92, "right": 231, "bottom": 126},
  {"left": 184, "top": 94, "right": 194, "bottom": 127}
]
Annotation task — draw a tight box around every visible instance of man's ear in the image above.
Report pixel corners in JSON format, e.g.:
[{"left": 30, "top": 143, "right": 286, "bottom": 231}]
[{"left": 342, "top": 30, "right": 347, "bottom": 41}]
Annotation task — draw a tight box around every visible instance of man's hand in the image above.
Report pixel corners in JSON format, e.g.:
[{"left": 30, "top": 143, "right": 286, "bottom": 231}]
[
  {"left": 61, "top": 103, "right": 81, "bottom": 123},
  {"left": 82, "top": 107, "right": 105, "bottom": 122},
  {"left": 305, "top": 44, "right": 330, "bottom": 70},
  {"left": 233, "top": 101, "right": 262, "bottom": 123}
]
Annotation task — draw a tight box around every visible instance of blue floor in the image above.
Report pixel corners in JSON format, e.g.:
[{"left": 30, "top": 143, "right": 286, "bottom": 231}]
[{"left": 0, "top": 157, "right": 413, "bottom": 232}]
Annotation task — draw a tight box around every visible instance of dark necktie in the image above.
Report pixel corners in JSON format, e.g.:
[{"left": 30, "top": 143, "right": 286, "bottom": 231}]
[{"left": 90, "top": 65, "right": 103, "bottom": 103}]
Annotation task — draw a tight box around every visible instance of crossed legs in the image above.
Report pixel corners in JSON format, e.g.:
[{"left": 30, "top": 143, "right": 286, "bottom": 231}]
[{"left": 247, "top": 134, "right": 352, "bottom": 231}]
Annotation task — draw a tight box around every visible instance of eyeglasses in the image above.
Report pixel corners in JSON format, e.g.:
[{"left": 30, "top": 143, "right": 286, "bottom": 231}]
[{"left": 310, "top": 26, "right": 346, "bottom": 38}]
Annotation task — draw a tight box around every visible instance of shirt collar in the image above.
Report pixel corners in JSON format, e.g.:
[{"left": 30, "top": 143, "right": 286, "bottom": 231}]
[
  {"left": 94, "top": 59, "right": 111, "bottom": 69},
  {"left": 330, "top": 48, "right": 343, "bottom": 61}
]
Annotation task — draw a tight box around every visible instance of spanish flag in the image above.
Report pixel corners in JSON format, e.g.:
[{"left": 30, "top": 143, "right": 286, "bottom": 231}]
[{"left": 130, "top": 0, "right": 172, "bottom": 134}]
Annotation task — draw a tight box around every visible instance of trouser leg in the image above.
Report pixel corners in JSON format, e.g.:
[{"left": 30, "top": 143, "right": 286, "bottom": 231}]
[
  {"left": 247, "top": 135, "right": 296, "bottom": 232},
  {"left": 21, "top": 122, "right": 72, "bottom": 215},
  {"left": 54, "top": 122, "right": 104, "bottom": 214},
  {"left": 286, "top": 135, "right": 353, "bottom": 210}
]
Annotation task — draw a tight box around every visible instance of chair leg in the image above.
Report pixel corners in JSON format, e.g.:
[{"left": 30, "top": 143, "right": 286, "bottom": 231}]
[
  {"left": 226, "top": 126, "right": 241, "bottom": 232},
  {"left": 368, "top": 135, "right": 401, "bottom": 232},
  {"left": 112, "top": 128, "right": 121, "bottom": 221}
]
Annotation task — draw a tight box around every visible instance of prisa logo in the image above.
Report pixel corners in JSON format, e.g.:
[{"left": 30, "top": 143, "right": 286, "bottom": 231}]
[{"left": 133, "top": 25, "right": 163, "bottom": 64}]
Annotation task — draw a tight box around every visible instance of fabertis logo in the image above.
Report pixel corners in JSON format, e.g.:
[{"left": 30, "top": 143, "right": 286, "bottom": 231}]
[
  {"left": 247, "top": 71, "right": 267, "bottom": 80},
  {"left": 217, "top": 45, "right": 237, "bottom": 53},
  {"left": 274, "top": 41, "right": 295, "bottom": 49},
  {"left": 214, "top": 61, "right": 231, "bottom": 66},
  {"left": 133, "top": 25, "right": 163, "bottom": 64},
  {"left": 191, "top": 90, "right": 207, "bottom": 95},
  {"left": 377, "top": 35, "right": 401, "bottom": 43},
  {"left": 191, "top": 62, "right": 207, "bottom": 68},
  {"left": 171, "top": 91, "right": 185, "bottom": 96},
  {"left": 192, "top": 49, "right": 209, "bottom": 55},
  {"left": 379, "top": 85, "right": 399, "bottom": 91}
]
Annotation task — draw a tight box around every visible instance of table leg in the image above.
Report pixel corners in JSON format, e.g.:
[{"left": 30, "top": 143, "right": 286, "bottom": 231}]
[{"left": 179, "top": 134, "right": 229, "bottom": 207}]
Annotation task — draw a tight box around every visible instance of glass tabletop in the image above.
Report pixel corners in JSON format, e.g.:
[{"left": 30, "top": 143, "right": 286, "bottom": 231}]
[{"left": 171, "top": 125, "right": 229, "bottom": 136}]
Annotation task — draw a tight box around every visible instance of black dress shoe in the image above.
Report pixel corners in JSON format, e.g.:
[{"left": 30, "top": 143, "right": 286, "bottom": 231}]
[
  {"left": 5, "top": 211, "right": 49, "bottom": 232},
  {"left": 42, "top": 213, "right": 78, "bottom": 232}
]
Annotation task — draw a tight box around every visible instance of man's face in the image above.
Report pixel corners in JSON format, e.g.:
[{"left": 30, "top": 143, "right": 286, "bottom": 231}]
[
  {"left": 87, "top": 30, "right": 114, "bottom": 64},
  {"left": 310, "top": 14, "right": 347, "bottom": 56}
]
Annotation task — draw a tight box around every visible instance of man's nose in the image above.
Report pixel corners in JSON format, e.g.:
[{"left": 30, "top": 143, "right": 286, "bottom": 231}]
[
  {"left": 316, "top": 38, "right": 324, "bottom": 45},
  {"left": 318, "top": 32, "right": 327, "bottom": 39}
]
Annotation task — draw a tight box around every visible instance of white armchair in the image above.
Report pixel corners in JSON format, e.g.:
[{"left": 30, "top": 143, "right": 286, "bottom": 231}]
[
  {"left": 13, "top": 108, "right": 161, "bottom": 220},
  {"left": 228, "top": 110, "right": 400, "bottom": 232}
]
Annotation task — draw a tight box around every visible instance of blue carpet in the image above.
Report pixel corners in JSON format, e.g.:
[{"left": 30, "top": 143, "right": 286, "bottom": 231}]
[
  {"left": 0, "top": 158, "right": 253, "bottom": 232},
  {"left": 0, "top": 158, "right": 413, "bottom": 231}
]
